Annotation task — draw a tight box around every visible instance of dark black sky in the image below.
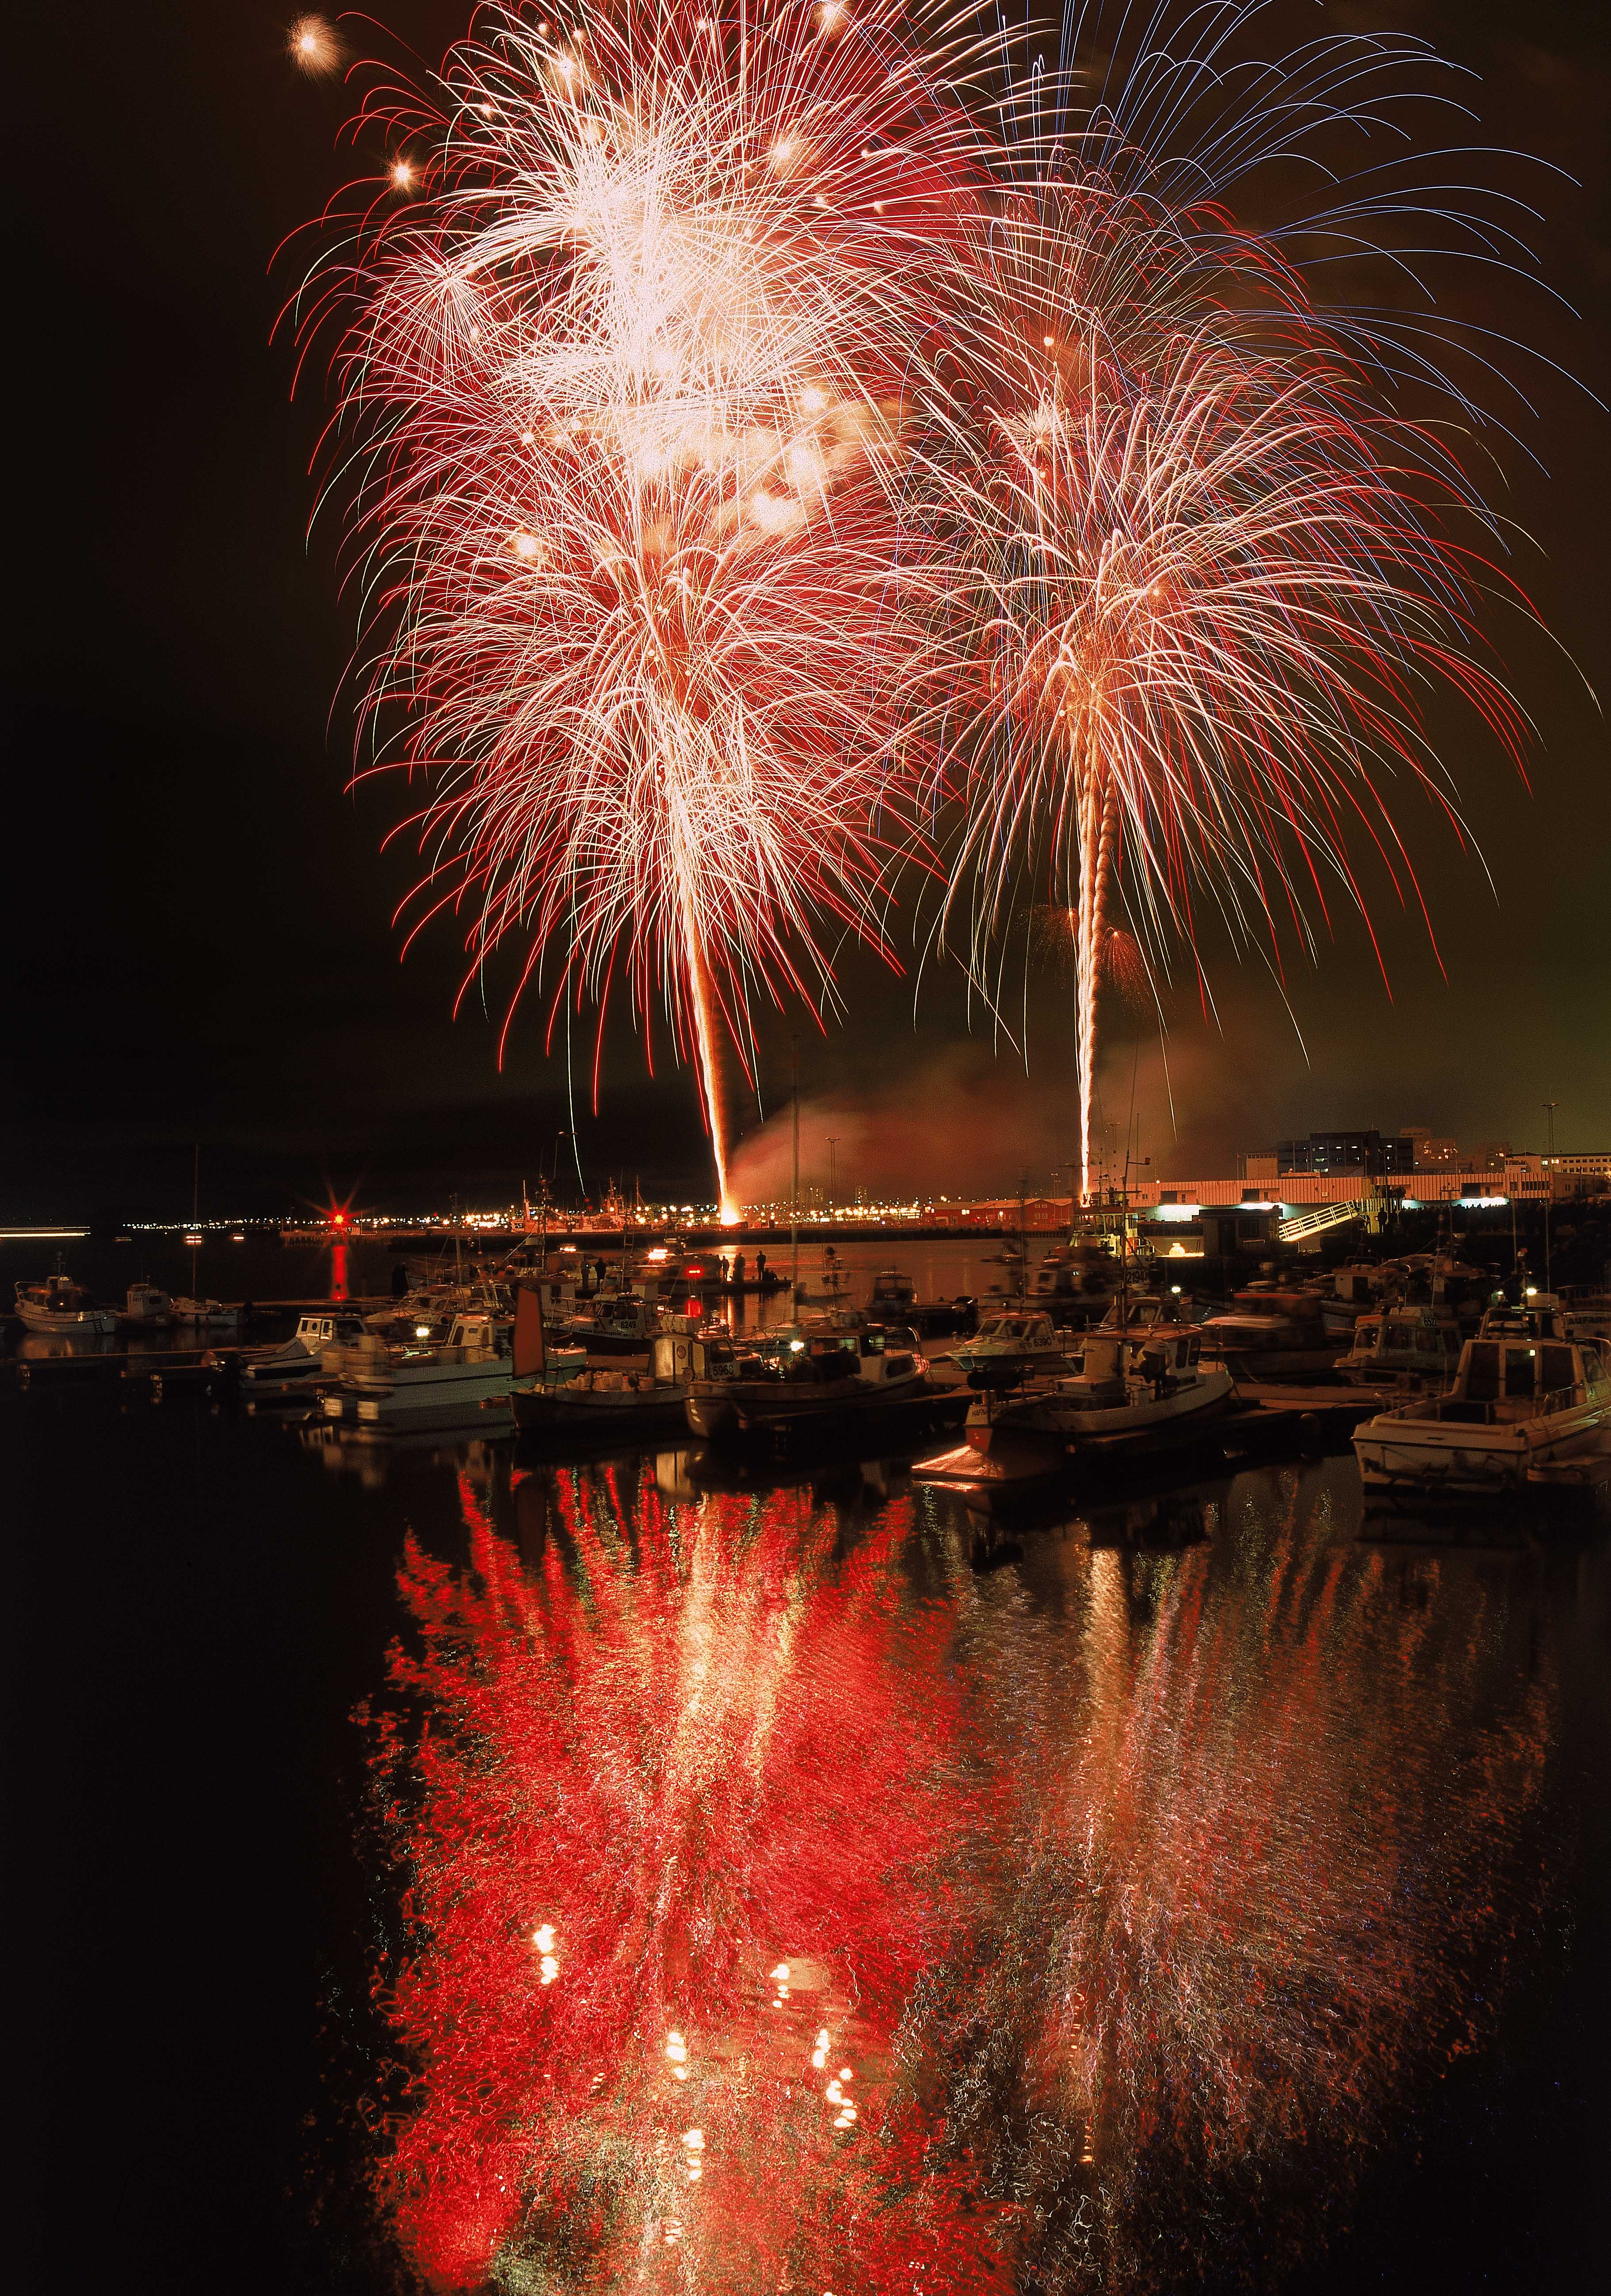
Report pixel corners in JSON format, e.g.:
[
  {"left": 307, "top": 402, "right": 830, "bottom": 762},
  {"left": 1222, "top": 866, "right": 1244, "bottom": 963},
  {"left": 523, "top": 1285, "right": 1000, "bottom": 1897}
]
[{"left": 6, "top": 2, "right": 1607, "bottom": 1221}]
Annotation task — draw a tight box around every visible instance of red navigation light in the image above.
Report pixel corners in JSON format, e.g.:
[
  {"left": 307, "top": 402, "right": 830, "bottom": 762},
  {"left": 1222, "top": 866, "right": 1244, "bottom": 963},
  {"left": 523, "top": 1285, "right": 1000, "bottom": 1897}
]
[{"left": 685, "top": 1265, "right": 704, "bottom": 1278}]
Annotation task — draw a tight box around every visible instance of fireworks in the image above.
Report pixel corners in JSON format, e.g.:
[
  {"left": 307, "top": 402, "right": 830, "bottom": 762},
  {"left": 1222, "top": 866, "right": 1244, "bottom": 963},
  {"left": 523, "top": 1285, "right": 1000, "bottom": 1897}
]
[
  {"left": 290, "top": 2, "right": 993, "bottom": 1215},
  {"left": 290, "top": 5, "right": 1551, "bottom": 1208},
  {"left": 922, "top": 19, "right": 1542, "bottom": 1200},
  {"left": 288, "top": 14, "right": 342, "bottom": 77}
]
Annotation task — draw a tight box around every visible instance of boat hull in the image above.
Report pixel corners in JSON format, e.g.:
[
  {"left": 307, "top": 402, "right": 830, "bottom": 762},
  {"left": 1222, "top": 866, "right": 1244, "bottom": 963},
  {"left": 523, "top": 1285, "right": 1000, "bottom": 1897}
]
[
  {"left": 973, "top": 1369, "right": 1235, "bottom": 1460},
  {"left": 1199, "top": 1344, "right": 1342, "bottom": 1382},
  {"left": 513, "top": 1384, "right": 690, "bottom": 1442},
  {"left": 15, "top": 1302, "right": 117, "bottom": 1336},
  {"left": 686, "top": 1366, "right": 933, "bottom": 1440},
  {"left": 1353, "top": 1402, "right": 1610, "bottom": 1493}
]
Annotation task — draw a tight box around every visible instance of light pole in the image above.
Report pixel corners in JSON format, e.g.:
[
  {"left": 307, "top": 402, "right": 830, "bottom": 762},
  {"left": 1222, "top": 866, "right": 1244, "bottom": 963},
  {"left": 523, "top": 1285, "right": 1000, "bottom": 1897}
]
[
  {"left": 1542, "top": 1102, "right": 1557, "bottom": 1294},
  {"left": 827, "top": 1137, "right": 838, "bottom": 1220}
]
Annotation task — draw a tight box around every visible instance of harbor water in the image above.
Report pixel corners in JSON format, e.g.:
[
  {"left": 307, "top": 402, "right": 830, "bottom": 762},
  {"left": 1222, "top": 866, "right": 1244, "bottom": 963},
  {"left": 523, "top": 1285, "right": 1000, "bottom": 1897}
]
[{"left": 8, "top": 1236, "right": 1608, "bottom": 2293}]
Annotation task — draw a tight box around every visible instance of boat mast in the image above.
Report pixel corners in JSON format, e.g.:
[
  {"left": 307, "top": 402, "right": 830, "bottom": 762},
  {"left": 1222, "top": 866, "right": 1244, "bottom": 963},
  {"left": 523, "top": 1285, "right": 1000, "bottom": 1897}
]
[{"left": 190, "top": 1141, "right": 200, "bottom": 1302}]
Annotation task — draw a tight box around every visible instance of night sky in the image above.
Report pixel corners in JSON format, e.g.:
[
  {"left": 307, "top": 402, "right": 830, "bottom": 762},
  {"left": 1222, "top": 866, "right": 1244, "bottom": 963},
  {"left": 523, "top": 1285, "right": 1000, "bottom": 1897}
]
[{"left": 8, "top": 1, "right": 1607, "bottom": 1223}]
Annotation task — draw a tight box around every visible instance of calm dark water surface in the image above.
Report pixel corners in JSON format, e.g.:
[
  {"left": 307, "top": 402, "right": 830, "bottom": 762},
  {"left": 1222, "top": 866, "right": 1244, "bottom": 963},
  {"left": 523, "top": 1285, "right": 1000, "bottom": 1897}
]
[{"left": 8, "top": 1237, "right": 1608, "bottom": 2294}]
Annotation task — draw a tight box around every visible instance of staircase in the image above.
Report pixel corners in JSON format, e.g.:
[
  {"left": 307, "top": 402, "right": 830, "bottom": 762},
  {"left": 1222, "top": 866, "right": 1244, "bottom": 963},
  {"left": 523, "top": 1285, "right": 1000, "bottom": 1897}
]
[{"left": 1277, "top": 1198, "right": 1366, "bottom": 1245}]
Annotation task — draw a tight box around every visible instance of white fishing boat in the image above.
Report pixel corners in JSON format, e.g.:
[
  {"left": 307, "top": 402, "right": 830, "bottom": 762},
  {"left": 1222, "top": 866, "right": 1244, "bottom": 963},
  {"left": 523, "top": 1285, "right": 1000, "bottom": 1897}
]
[
  {"left": 172, "top": 1296, "right": 242, "bottom": 1330},
  {"left": 952, "top": 1309, "right": 1070, "bottom": 1385},
  {"left": 1336, "top": 1303, "right": 1458, "bottom": 1393},
  {"left": 322, "top": 1307, "right": 586, "bottom": 1429},
  {"left": 13, "top": 1260, "right": 118, "bottom": 1337},
  {"left": 121, "top": 1282, "right": 177, "bottom": 1327},
  {"left": 1352, "top": 1296, "right": 1611, "bottom": 1492},
  {"left": 919, "top": 1324, "right": 1233, "bottom": 1481}
]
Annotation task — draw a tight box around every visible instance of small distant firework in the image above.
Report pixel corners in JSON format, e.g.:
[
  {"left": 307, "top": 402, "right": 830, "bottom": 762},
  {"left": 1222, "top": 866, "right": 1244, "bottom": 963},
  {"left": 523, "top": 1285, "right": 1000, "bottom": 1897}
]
[{"left": 287, "top": 13, "right": 342, "bottom": 77}]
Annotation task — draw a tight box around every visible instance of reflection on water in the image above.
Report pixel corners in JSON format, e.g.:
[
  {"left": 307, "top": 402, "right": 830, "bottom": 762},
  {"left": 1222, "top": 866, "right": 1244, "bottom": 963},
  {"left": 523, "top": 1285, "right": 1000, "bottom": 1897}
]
[{"left": 353, "top": 1456, "right": 1569, "bottom": 2291}]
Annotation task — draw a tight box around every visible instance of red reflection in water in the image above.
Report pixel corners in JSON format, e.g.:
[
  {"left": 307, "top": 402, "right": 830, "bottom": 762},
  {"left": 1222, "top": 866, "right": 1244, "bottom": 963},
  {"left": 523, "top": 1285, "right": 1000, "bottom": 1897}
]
[
  {"left": 366, "top": 1469, "right": 1011, "bottom": 2290},
  {"left": 359, "top": 1466, "right": 1561, "bottom": 2292},
  {"left": 330, "top": 1240, "right": 349, "bottom": 1301},
  {"left": 920, "top": 1499, "right": 1559, "bottom": 2285}
]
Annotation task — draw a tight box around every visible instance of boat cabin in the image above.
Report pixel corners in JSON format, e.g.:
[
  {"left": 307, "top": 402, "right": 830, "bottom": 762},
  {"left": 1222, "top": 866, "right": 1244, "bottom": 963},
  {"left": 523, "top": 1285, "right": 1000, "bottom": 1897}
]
[
  {"left": 718, "top": 1326, "right": 919, "bottom": 1388},
  {"left": 1099, "top": 1292, "right": 1193, "bottom": 1329},
  {"left": 1060, "top": 1329, "right": 1204, "bottom": 1399},
  {"left": 870, "top": 1268, "right": 916, "bottom": 1308},
  {"left": 653, "top": 1328, "right": 736, "bottom": 1384},
  {"left": 1418, "top": 1331, "right": 1608, "bottom": 1426},
  {"left": 969, "top": 1311, "right": 1058, "bottom": 1351},
  {"left": 1344, "top": 1305, "right": 1454, "bottom": 1372},
  {"left": 293, "top": 1311, "right": 369, "bottom": 1351}
]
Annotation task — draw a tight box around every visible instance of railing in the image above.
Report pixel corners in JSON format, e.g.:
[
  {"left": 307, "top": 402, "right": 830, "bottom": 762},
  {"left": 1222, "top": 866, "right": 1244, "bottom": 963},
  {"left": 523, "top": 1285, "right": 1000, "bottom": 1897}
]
[{"left": 1276, "top": 1198, "right": 1366, "bottom": 1244}]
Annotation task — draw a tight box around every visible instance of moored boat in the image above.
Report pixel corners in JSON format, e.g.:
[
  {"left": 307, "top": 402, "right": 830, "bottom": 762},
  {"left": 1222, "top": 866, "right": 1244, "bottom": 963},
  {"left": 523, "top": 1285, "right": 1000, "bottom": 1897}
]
[
  {"left": 513, "top": 1318, "right": 731, "bottom": 1443},
  {"left": 13, "top": 1260, "right": 117, "bottom": 1337},
  {"left": 685, "top": 1324, "right": 930, "bottom": 1441},
  {"left": 234, "top": 1309, "right": 375, "bottom": 1400},
  {"left": 1352, "top": 1295, "right": 1611, "bottom": 1492},
  {"left": 1336, "top": 1302, "right": 1458, "bottom": 1393},
  {"left": 121, "top": 1282, "right": 177, "bottom": 1328},
  {"left": 172, "top": 1296, "right": 243, "bottom": 1331},
  {"left": 952, "top": 1326, "right": 1233, "bottom": 1464},
  {"left": 1198, "top": 1286, "right": 1341, "bottom": 1381},
  {"left": 951, "top": 1308, "right": 1070, "bottom": 1387},
  {"left": 560, "top": 1291, "right": 664, "bottom": 1359},
  {"left": 322, "top": 1308, "right": 586, "bottom": 1429}
]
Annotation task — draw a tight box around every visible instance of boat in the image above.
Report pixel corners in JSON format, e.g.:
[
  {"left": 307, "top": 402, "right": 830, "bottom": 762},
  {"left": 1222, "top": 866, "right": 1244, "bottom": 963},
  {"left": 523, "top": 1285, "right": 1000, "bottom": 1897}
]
[
  {"left": 1197, "top": 1286, "right": 1342, "bottom": 1381},
  {"left": 321, "top": 1305, "right": 587, "bottom": 1430},
  {"left": 1097, "top": 1289, "right": 1198, "bottom": 1331},
  {"left": 172, "top": 1296, "right": 242, "bottom": 1330},
  {"left": 863, "top": 1266, "right": 972, "bottom": 1335},
  {"left": 1321, "top": 1263, "right": 1396, "bottom": 1338},
  {"left": 13, "top": 1260, "right": 117, "bottom": 1337},
  {"left": 364, "top": 1282, "right": 466, "bottom": 1336},
  {"left": 513, "top": 1317, "right": 732, "bottom": 1443},
  {"left": 1336, "top": 1302, "right": 1459, "bottom": 1393},
  {"left": 793, "top": 1246, "right": 854, "bottom": 1305},
  {"left": 951, "top": 1308, "right": 1071, "bottom": 1387},
  {"left": 685, "top": 1324, "right": 931, "bottom": 1440},
  {"left": 233, "top": 1310, "right": 375, "bottom": 1400},
  {"left": 1032, "top": 1247, "right": 1121, "bottom": 1328},
  {"left": 560, "top": 1292, "right": 665, "bottom": 1359},
  {"left": 951, "top": 1327, "right": 1233, "bottom": 1463},
  {"left": 121, "top": 1282, "right": 177, "bottom": 1328},
  {"left": 1352, "top": 1295, "right": 1611, "bottom": 1493}
]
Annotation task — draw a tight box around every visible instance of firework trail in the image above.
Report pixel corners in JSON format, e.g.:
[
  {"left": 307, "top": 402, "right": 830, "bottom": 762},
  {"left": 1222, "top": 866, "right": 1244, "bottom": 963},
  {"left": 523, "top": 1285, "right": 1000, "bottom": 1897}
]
[
  {"left": 288, "top": 2, "right": 994, "bottom": 1216},
  {"left": 923, "top": 7, "right": 1544, "bottom": 1200}
]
